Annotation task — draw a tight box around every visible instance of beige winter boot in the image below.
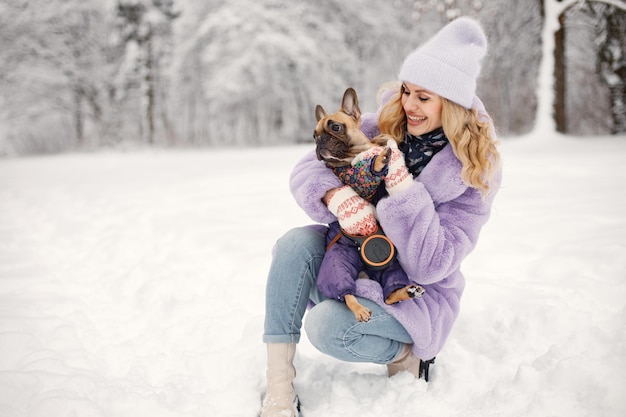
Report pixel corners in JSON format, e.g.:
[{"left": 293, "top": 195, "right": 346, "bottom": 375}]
[
  {"left": 386, "top": 343, "right": 422, "bottom": 378},
  {"left": 260, "top": 343, "right": 300, "bottom": 417}
]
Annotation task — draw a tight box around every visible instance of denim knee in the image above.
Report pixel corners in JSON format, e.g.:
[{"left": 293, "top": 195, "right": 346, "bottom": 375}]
[
  {"left": 304, "top": 300, "right": 347, "bottom": 354},
  {"left": 305, "top": 298, "right": 410, "bottom": 364},
  {"left": 273, "top": 225, "right": 327, "bottom": 259}
]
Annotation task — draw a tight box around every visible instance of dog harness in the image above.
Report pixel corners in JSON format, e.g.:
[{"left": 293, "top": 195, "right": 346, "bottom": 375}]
[{"left": 325, "top": 223, "right": 397, "bottom": 271}]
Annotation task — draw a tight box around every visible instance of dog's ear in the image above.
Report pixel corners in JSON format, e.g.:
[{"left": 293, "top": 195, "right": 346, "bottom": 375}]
[
  {"left": 315, "top": 105, "right": 327, "bottom": 122},
  {"left": 341, "top": 88, "right": 361, "bottom": 121}
]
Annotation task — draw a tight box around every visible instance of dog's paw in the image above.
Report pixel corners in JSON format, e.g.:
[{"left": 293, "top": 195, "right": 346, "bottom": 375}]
[
  {"left": 355, "top": 308, "right": 372, "bottom": 322},
  {"left": 373, "top": 147, "right": 392, "bottom": 172},
  {"left": 407, "top": 285, "right": 425, "bottom": 298}
]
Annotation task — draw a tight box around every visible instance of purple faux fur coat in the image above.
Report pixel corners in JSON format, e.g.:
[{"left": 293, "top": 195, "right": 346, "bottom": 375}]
[{"left": 290, "top": 97, "right": 500, "bottom": 360}]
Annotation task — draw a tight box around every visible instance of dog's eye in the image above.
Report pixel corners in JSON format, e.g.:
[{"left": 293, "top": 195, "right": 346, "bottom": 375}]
[{"left": 328, "top": 121, "right": 344, "bottom": 134}]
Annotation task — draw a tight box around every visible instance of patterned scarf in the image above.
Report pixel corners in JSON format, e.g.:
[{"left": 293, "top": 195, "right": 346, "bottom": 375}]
[{"left": 399, "top": 127, "right": 449, "bottom": 176}]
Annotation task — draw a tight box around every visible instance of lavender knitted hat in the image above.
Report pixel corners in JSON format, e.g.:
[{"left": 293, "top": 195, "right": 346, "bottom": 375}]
[{"left": 398, "top": 17, "right": 487, "bottom": 109}]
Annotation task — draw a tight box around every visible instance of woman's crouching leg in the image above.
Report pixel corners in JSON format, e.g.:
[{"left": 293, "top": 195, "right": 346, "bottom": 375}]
[
  {"left": 304, "top": 297, "right": 412, "bottom": 364},
  {"left": 263, "top": 226, "right": 328, "bottom": 344}
]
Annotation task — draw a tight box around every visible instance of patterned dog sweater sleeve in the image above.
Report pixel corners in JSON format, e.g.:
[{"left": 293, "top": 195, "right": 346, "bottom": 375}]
[{"left": 333, "top": 156, "right": 387, "bottom": 201}]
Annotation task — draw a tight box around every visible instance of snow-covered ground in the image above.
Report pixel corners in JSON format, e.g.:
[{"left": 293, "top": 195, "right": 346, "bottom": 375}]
[{"left": 0, "top": 133, "right": 625, "bottom": 417}]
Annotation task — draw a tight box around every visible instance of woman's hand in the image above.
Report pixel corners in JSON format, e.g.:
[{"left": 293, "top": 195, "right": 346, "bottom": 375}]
[
  {"left": 326, "top": 185, "right": 377, "bottom": 236},
  {"left": 384, "top": 139, "right": 413, "bottom": 195}
]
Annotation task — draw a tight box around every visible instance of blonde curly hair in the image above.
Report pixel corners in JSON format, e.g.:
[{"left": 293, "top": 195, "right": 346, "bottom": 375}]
[{"left": 377, "top": 82, "right": 501, "bottom": 198}]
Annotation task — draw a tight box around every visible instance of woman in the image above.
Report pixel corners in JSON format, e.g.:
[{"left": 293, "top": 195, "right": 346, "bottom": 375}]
[{"left": 260, "top": 17, "right": 501, "bottom": 417}]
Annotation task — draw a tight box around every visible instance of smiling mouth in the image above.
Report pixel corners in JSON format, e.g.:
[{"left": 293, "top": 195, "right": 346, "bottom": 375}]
[{"left": 407, "top": 115, "right": 426, "bottom": 123}]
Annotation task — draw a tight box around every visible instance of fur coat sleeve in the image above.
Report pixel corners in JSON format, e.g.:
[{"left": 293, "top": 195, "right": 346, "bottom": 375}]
[{"left": 289, "top": 150, "right": 342, "bottom": 224}]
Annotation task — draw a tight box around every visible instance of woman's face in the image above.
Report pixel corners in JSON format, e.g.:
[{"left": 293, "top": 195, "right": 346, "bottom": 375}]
[{"left": 401, "top": 81, "right": 443, "bottom": 136}]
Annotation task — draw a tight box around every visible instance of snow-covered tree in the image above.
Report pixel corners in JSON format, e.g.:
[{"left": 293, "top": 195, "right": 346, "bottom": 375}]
[
  {"left": 478, "top": 0, "right": 543, "bottom": 135},
  {"left": 589, "top": 3, "right": 626, "bottom": 134},
  {"left": 114, "top": 0, "right": 179, "bottom": 144},
  {"left": 412, "top": 0, "right": 483, "bottom": 23},
  {"left": 0, "top": 0, "right": 112, "bottom": 152},
  {"left": 1, "top": 0, "right": 623, "bottom": 155},
  {"left": 173, "top": 0, "right": 418, "bottom": 146},
  {"left": 537, "top": 0, "right": 626, "bottom": 135}
]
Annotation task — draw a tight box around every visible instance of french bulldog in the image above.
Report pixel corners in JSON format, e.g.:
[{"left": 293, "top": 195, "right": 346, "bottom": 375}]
[
  {"left": 313, "top": 87, "right": 392, "bottom": 172},
  {"left": 312, "top": 87, "right": 424, "bottom": 322}
]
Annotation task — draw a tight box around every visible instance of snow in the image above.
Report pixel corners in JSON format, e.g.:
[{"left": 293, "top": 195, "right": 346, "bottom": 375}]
[{"left": 1, "top": 131, "right": 625, "bottom": 417}]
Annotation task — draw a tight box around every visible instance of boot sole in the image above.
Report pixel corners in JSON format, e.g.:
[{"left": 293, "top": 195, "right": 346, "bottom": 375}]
[{"left": 258, "top": 394, "right": 301, "bottom": 417}]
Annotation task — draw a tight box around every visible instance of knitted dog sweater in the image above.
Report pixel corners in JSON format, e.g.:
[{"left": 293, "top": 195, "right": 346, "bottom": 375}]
[{"left": 332, "top": 152, "right": 388, "bottom": 202}]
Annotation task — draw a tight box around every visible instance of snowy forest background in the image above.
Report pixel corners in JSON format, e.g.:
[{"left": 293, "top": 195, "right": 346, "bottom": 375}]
[
  {"left": 1, "top": 2, "right": 626, "bottom": 416},
  {"left": 0, "top": 0, "right": 625, "bottom": 156}
]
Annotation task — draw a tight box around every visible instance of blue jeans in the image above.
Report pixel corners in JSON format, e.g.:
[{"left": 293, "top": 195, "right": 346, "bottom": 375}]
[{"left": 263, "top": 226, "right": 413, "bottom": 364}]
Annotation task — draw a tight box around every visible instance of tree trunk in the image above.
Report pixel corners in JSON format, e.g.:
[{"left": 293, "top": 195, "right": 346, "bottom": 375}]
[
  {"left": 554, "top": 12, "right": 566, "bottom": 133},
  {"left": 144, "top": 35, "right": 155, "bottom": 145},
  {"left": 74, "top": 86, "right": 84, "bottom": 145},
  {"left": 539, "top": 0, "right": 626, "bottom": 135},
  {"left": 534, "top": 0, "right": 561, "bottom": 134},
  {"left": 599, "top": 8, "right": 626, "bottom": 134}
]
